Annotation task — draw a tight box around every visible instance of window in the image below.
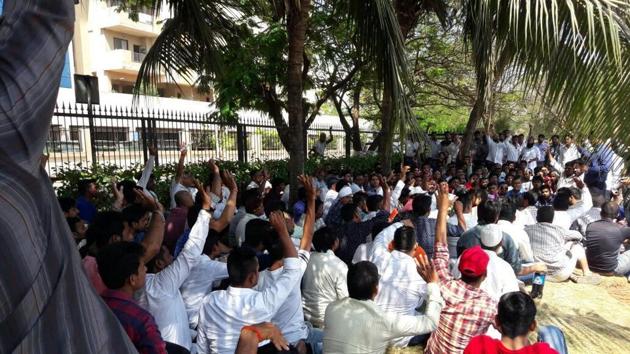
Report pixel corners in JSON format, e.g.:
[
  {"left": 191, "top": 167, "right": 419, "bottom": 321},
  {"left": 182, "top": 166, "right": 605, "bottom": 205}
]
[
  {"left": 113, "top": 37, "right": 129, "bottom": 50},
  {"left": 132, "top": 45, "right": 146, "bottom": 62}
]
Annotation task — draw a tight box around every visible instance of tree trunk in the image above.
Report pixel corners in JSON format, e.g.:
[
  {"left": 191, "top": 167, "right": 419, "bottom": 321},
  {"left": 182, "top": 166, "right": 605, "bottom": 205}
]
[
  {"left": 286, "top": 0, "right": 310, "bottom": 205},
  {"left": 459, "top": 98, "right": 484, "bottom": 160},
  {"left": 350, "top": 82, "right": 362, "bottom": 152},
  {"left": 379, "top": 85, "right": 394, "bottom": 174}
]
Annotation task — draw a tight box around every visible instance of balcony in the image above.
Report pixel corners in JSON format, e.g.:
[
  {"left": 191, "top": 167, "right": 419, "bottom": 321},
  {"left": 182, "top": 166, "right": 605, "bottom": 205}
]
[
  {"left": 104, "top": 49, "right": 143, "bottom": 75},
  {"left": 99, "top": 6, "right": 161, "bottom": 38}
]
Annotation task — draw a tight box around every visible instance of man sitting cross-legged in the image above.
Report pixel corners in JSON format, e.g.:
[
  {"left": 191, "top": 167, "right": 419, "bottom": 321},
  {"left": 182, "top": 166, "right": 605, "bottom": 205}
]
[
  {"left": 369, "top": 220, "right": 429, "bottom": 347},
  {"left": 425, "top": 182, "right": 497, "bottom": 354},
  {"left": 196, "top": 179, "right": 312, "bottom": 354},
  {"left": 254, "top": 176, "right": 322, "bottom": 354},
  {"left": 323, "top": 258, "right": 443, "bottom": 354},
  {"left": 136, "top": 179, "right": 214, "bottom": 352}
]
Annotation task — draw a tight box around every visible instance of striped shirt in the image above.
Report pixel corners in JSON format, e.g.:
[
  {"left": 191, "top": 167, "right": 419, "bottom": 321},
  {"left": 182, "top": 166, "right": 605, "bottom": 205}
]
[
  {"left": 425, "top": 243, "right": 497, "bottom": 354},
  {"left": 525, "top": 222, "right": 583, "bottom": 274},
  {"left": 0, "top": 1, "right": 136, "bottom": 352}
]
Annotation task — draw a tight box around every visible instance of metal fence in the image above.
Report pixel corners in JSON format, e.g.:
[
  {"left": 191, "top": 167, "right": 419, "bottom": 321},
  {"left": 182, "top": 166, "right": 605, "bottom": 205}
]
[{"left": 45, "top": 103, "right": 379, "bottom": 177}]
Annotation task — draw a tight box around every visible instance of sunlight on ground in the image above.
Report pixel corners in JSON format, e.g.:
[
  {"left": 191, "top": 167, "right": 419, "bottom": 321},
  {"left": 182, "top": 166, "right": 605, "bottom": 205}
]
[{"left": 384, "top": 277, "right": 630, "bottom": 354}]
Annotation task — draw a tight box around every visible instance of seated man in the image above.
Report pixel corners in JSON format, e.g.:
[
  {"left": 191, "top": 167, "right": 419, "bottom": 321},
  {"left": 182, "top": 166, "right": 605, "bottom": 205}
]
[
  {"left": 465, "top": 292, "right": 561, "bottom": 354},
  {"left": 474, "top": 224, "right": 520, "bottom": 302},
  {"left": 411, "top": 193, "right": 464, "bottom": 259},
  {"left": 585, "top": 202, "right": 630, "bottom": 280},
  {"left": 457, "top": 200, "right": 522, "bottom": 275},
  {"left": 196, "top": 211, "right": 305, "bottom": 354},
  {"left": 255, "top": 176, "right": 321, "bottom": 353},
  {"left": 137, "top": 186, "right": 213, "bottom": 352},
  {"left": 323, "top": 260, "right": 443, "bottom": 354},
  {"left": 369, "top": 221, "right": 428, "bottom": 347},
  {"left": 552, "top": 183, "right": 592, "bottom": 230},
  {"left": 525, "top": 206, "right": 599, "bottom": 284},
  {"left": 425, "top": 184, "right": 497, "bottom": 354},
  {"left": 302, "top": 227, "right": 349, "bottom": 328},
  {"left": 497, "top": 203, "right": 534, "bottom": 262},
  {"left": 336, "top": 202, "right": 388, "bottom": 265},
  {"left": 97, "top": 242, "right": 167, "bottom": 353}
]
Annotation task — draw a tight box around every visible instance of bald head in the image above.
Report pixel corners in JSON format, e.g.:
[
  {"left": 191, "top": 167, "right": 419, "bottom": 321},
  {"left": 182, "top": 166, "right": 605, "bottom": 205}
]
[{"left": 601, "top": 202, "right": 619, "bottom": 220}]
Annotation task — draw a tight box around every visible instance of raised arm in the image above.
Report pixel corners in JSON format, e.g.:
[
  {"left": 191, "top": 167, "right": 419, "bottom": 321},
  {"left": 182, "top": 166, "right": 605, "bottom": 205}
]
[
  {"left": 433, "top": 182, "right": 453, "bottom": 282},
  {"left": 174, "top": 142, "right": 187, "bottom": 183},
  {"left": 269, "top": 211, "right": 298, "bottom": 259},
  {"left": 299, "top": 175, "right": 317, "bottom": 251},
  {"left": 327, "top": 127, "right": 334, "bottom": 144},
  {"left": 390, "top": 165, "right": 409, "bottom": 210},
  {"left": 0, "top": 0, "right": 75, "bottom": 172},
  {"left": 138, "top": 146, "right": 156, "bottom": 189},
  {"left": 380, "top": 174, "right": 391, "bottom": 212},
  {"left": 136, "top": 190, "right": 166, "bottom": 263},
  {"left": 210, "top": 171, "right": 238, "bottom": 232},
  {"left": 207, "top": 160, "right": 222, "bottom": 199}
]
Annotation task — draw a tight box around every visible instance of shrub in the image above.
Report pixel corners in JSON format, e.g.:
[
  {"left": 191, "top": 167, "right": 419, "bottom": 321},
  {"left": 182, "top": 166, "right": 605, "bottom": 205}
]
[{"left": 52, "top": 154, "right": 388, "bottom": 210}]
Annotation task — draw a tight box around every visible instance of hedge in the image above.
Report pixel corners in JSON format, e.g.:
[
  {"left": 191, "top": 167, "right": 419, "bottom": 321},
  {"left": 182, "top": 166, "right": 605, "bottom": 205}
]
[{"left": 53, "top": 154, "right": 396, "bottom": 209}]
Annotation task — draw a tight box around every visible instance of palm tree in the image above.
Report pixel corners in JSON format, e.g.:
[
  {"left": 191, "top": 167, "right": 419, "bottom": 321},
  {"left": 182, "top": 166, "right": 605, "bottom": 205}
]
[{"left": 122, "top": 0, "right": 630, "bottom": 186}]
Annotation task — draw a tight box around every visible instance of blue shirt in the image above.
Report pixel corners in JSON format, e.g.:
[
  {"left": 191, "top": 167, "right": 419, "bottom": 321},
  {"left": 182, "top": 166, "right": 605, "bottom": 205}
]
[
  {"left": 413, "top": 216, "right": 463, "bottom": 259},
  {"left": 76, "top": 196, "right": 97, "bottom": 224},
  {"left": 173, "top": 229, "right": 191, "bottom": 257}
]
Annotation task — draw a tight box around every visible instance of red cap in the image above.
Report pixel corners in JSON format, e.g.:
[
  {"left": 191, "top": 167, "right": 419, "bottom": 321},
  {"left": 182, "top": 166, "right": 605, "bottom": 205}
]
[{"left": 458, "top": 245, "right": 489, "bottom": 278}]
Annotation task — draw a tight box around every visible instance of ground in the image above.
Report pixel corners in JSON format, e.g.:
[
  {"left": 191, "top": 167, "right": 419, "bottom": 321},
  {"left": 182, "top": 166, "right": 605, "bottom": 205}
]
[{"left": 386, "top": 277, "right": 630, "bottom": 354}]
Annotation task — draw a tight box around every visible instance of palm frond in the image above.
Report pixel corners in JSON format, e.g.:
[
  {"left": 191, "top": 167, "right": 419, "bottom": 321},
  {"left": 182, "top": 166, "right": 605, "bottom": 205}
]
[{"left": 464, "top": 0, "right": 630, "bottom": 150}]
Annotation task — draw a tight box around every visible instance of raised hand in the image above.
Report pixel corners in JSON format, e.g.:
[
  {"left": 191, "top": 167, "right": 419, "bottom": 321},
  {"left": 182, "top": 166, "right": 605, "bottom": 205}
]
[
  {"left": 133, "top": 189, "right": 160, "bottom": 212},
  {"left": 298, "top": 175, "right": 316, "bottom": 201},
  {"left": 415, "top": 254, "right": 438, "bottom": 283},
  {"left": 223, "top": 171, "right": 238, "bottom": 192},
  {"left": 269, "top": 211, "right": 288, "bottom": 236},
  {"left": 148, "top": 145, "right": 157, "bottom": 156},
  {"left": 193, "top": 179, "right": 212, "bottom": 210},
  {"left": 208, "top": 159, "right": 220, "bottom": 174},
  {"left": 179, "top": 141, "right": 188, "bottom": 155},
  {"left": 436, "top": 181, "right": 450, "bottom": 210}
]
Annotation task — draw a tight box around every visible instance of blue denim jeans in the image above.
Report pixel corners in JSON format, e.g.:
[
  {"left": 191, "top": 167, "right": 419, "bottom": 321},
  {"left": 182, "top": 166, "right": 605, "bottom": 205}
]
[
  {"left": 614, "top": 251, "right": 630, "bottom": 276},
  {"left": 305, "top": 321, "right": 323, "bottom": 354},
  {"left": 538, "top": 325, "right": 568, "bottom": 354}
]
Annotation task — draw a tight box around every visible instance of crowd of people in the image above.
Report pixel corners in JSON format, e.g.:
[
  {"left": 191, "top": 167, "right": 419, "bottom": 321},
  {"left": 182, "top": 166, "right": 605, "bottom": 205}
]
[{"left": 53, "top": 127, "right": 630, "bottom": 354}]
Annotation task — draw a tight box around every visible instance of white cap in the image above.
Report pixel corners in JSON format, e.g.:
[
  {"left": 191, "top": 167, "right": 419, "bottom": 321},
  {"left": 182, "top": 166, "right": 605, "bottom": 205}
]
[
  {"left": 338, "top": 186, "right": 353, "bottom": 199},
  {"left": 480, "top": 224, "right": 503, "bottom": 248}
]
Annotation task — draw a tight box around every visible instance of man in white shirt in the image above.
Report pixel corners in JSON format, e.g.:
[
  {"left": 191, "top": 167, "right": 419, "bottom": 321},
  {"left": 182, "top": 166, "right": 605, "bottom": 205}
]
[
  {"left": 170, "top": 144, "right": 198, "bottom": 210},
  {"left": 303, "top": 227, "right": 349, "bottom": 328},
  {"left": 196, "top": 210, "right": 307, "bottom": 354},
  {"left": 369, "top": 221, "right": 429, "bottom": 347},
  {"left": 323, "top": 178, "right": 339, "bottom": 217},
  {"left": 497, "top": 203, "right": 534, "bottom": 262},
  {"left": 234, "top": 191, "right": 266, "bottom": 246},
  {"left": 324, "top": 260, "right": 443, "bottom": 354},
  {"left": 553, "top": 184, "right": 592, "bottom": 230},
  {"left": 485, "top": 132, "right": 510, "bottom": 166},
  {"left": 137, "top": 186, "right": 213, "bottom": 351},
  {"left": 520, "top": 137, "right": 541, "bottom": 171},
  {"left": 255, "top": 177, "right": 321, "bottom": 353},
  {"left": 246, "top": 169, "right": 272, "bottom": 195},
  {"left": 505, "top": 136, "right": 520, "bottom": 163},
  {"left": 558, "top": 134, "right": 581, "bottom": 166},
  {"left": 311, "top": 128, "right": 333, "bottom": 157}
]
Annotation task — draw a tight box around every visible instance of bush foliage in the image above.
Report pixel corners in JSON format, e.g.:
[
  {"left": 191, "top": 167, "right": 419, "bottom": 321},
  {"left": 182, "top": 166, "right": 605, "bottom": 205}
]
[{"left": 53, "top": 154, "right": 389, "bottom": 209}]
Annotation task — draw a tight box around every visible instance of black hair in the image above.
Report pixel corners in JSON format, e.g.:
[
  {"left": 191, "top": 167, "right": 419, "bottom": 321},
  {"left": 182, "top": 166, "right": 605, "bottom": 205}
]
[
  {"left": 366, "top": 195, "right": 384, "bottom": 212},
  {"left": 117, "top": 180, "right": 138, "bottom": 205},
  {"left": 456, "top": 190, "right": 472, "bottom": 208},
  {"left": 326, "top": 178, "right": 338, "bottom": 190},
  {"left": 78, "top": 179, "right": 96, "bottom": 195},
  {"left": 187, "top": 205, "right": 203, "bottom": 230},
  {"left": 522, "top": 192, "right": 537, "bottom": 207},
  {"left": 264, "top": 199, "right": 286, "bottom": 217},
  {"left": 478, "top": 200, "right": 502, "bottom": 224},
  {"left": 312, "top": 227, "right": 338, "bottom": 252},
  {"left": 243, "top": 189, "right": 263, "bottom": 214},
  {"left": 537, "top": 206, "right": 555, "bottom": 223},
  {"left": 399, "top": 187, "right": 411, "bottom": 202},
  {"left": 58, "top": 197, "right": 76, "bottom": 213},
  {"left": 553, "top": 188, "right": 571, "bottom": 211},
  {"left": 347, "top": 261, "right": 379, "bottom": 301},
  {"left": 122, "top": 204, "right": 148, "bottom": 225},
  {"left": 601, "top": 201, "right": 619, "bottom": 220},
  {"left": 568, "top": 187, "right": 582, "bottom": 200},
  {"left": 540, "top": 184, "right": 551, "bottom": 191},
  {"left": 412, "top": 194, "right": 432, "bottom": 216},
  {"left": 66, "top": 216, "right": 82, "bottom": 233},
  {"left": 203, "top": 228, "right": 225, "bottom": 256},
  {"left": 499, "top": 203, "right": 516, "bottom": 222},
  {"left": 371, "top": 221, "right": 391, "bottom": 239},
  {"left": 532, "top": 175, "right": 544, "bottom": 184},
  {"left": 244, "top": 219, "right": 275, "bottom": 250},
  {"left": 353, "top": 192, "right": 368, "bottom": 206},
  {"left": 174, "top": 190, "right": 192, "bottom": 207},
  {"left": 297, "top": 187, "right": 306, "bottom": 201},
  {"left": 145, "top": 246, "right": 168, "bottom": 274},
  {"left": 84, "top": 211, "right": 125, "bottom": 252},
  {"left": 96, "top": 241, "right": 145, "bottom": 290},
  {"left": 227, "top": 247, "right": 259, "bottom": 286},
  {"left": 336, "top": 180, "right": 349, "bottom": 191},
  {"left": 341, "top": 203, "right": 358, "bottom": 222},
  {"left": 497, "top": 291, "right": 537, "bottom": 339},
  {"left": 393, "top": 226, "right": 416, "bottom": 253}
]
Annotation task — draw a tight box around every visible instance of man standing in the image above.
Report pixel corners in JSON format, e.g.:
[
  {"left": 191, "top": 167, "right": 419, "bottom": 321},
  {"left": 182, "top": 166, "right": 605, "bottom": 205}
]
[
  {"left": 0, "top": 0, "right": 136, "bottom": 351},
  {"left": 311, "top": 127, "right": 334, "bottom": 158}
]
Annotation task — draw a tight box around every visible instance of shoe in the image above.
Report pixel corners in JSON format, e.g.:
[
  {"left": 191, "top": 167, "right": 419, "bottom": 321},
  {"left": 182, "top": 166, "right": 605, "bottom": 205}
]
[{"left": 571, "top": 274, "right": 602, "bottom": 285}]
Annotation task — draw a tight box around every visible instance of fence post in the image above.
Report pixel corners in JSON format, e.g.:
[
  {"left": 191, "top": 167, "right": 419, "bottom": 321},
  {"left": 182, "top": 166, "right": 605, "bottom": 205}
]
[
  {"left": 141, "top": 118, "right": 148, "bottom": 163},
  {"left": 87, "top": 103, "right": 97, "bottom": 167},
  {"left": 236, "top": 124, "right": 247, "bottom": 163}
]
